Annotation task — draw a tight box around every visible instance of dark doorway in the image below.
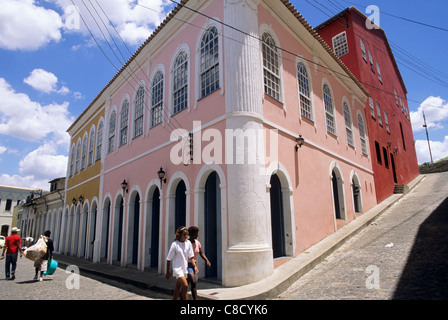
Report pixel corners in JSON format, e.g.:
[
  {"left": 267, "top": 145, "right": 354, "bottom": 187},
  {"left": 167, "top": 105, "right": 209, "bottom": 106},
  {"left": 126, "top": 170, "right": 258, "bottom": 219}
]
[
  {"left": 150, "top": 188, "right": 160, "bottom": 268},
  {"left": 116, "top": 198, "right": 124, "bottom": 262},
  {"left": 131, "top": 193, "right": 140, "bottom": 265},
  {"left": 175, "top": 181, "right": 186, "bottom": 229},
  {"left": 204, "top": 172, "right": 221, "bottom": 279},
  {"left": 270, "top": 174, "right": 286, "bottom": 258},
  {"left": 332, "top": 171, "right": 342, "bottom": 219},
  {"left": 391, "top": 153, "right": 398, "bottom": 184}
]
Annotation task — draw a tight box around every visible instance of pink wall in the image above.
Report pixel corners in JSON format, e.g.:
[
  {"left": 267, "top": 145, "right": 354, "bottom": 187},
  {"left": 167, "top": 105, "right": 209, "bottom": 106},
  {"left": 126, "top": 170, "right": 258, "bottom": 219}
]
[{"left": 258, "top": 6, "right": 376, "bottom": 253}]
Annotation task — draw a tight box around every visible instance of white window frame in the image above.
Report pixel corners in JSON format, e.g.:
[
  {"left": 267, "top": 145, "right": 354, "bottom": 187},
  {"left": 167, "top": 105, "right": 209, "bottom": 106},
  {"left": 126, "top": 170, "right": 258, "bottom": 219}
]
[
  {"left": 376, "top": 103, "right": 382, "bottom": 126},
  {"left": 369, "top": 96, "right": 375, "bottom": 119},
  {"left": 376, "top": 62, "right": 382, "bottom": 83},
  {"left": 171, "top": 49, "right": 189, "bottom": 115},
  {"left": 199, "top": 26, "right": 220, "bottom": 99},
  {"left": 297, "top": 60, "right": 313, "bottom": 121},
  {"left": 107, "top": 110, "right": 116, "bottom": 154},
  {"left": 95, "top": 119, "right": 103, "bottom": 161},
  {"left": 80, "top": 132, "right": 88, "bottom": 170},
  {"left": 360, "top": 38, "right": 367, "bottom": 62},
  {"left": 119, "top": 98, "right": 129, "bottom": 147},
  {"left": 87, "top": 125, "right": 95, "bottom": 166},
  {"left": 262, "top": 31, "right": 282, "bottom": 101},
  {"left": 343, "top": 100, "right": 354, "bottom": 147},
  {"left": 368, "top": 50, "right": 374, "bottom": 73},
  {"left": 358, "top": 112, "right": 368, "bottom": 155},
  {"left": 323, "top": 82, "right": 336, "bottom": 136},
  {"left": 133, "top": 85, "right": 145, "bottom": 138},
  {"left": 384, "top": 111, "right": 390, "bottom": 133},
  {"left": 150, "top": 71, "right": 164, "bottom": 128},
  {"left": 195, "top": 19, "right": 223, "bottom": 107},
  {"left": 332, "top": 31, "right": 349, "bottom": 57}
]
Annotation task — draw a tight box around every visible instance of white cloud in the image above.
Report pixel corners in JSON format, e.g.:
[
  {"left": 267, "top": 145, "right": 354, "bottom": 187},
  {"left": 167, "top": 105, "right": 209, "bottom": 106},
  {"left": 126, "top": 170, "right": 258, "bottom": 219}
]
[
  {"left": 0, "top": 145, "right": 6, "bottom": 155},
  {"left": 415, "top": 136, "right": 448, "bottom": 164},
  {"left": 0, "top": 0, "right": 62, "bottom": 51},
  {"left": 0, "top": 77, "right": 73, "bottom": 144},
  {"left": 19, "top": 142, "right": 68, "bottom": 180},
  {"left": 410, "top": 96, "right": 448, "bottom": 133},
  {"left": 54, "top": 0, "right": 172, "bottom": 46},
  {"left": 118, "top": 22, "right": 153, "bottom": 46},
  {"left": 24, "top": 68, "right": 58, "bottom": 93},
  {"left": 0, "top": 173, "right": 50, "bottom": 190}
]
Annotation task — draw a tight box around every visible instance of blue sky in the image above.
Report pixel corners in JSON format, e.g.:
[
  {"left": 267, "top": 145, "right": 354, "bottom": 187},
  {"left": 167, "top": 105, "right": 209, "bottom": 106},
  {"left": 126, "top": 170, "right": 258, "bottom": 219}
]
[{"left": 0, "top": 0, "right": 447, "bottom": 190}]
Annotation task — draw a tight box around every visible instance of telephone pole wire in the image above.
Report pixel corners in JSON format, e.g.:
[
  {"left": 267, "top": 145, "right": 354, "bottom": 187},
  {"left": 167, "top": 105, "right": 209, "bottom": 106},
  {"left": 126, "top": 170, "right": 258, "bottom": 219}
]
[{"left": 422, "top": 111, "right": 434, "bottom": 164}]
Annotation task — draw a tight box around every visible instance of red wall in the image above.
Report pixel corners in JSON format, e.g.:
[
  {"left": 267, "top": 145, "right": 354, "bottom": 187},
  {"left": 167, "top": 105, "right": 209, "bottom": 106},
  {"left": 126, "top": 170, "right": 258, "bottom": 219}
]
[{"left": 316, "top": 10, "right": 419, "bottom": 203}]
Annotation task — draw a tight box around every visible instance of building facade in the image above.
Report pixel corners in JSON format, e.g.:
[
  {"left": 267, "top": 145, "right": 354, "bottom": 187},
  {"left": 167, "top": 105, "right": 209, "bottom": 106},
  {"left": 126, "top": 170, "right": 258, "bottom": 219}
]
[
  {"left": 315, "top": 7, "right": 420, "bottom": 202},
  {"left": 61, "top": 0, "right": 379, "bottom": 287},
  {"left": 0, "top": 185, "right": 35, "bottom": 236},
  {"left": 16, "top": 178, "right": 65, "bottom": 250}
]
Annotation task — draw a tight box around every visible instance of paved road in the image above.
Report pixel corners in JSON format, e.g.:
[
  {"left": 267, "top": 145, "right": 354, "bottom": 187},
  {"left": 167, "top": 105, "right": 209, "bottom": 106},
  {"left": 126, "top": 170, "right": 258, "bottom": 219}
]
[
  {"left": 0, "top": 254, "right": 170, "bottom": 300},
  {"left": 278, "top": 172, "right": 448, "bottom": 300}
]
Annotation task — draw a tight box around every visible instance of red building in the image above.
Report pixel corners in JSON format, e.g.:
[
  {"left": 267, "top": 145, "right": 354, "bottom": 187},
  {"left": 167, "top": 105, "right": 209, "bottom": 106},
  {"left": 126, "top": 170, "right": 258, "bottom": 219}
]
[{"left": 315, "top": 7, "right": 419, "bottom": 203}]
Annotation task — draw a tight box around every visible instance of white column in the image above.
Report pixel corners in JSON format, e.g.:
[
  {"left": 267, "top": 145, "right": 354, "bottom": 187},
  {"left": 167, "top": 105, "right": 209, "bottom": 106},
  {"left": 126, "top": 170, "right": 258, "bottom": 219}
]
[{"left": 223, "top": 0, "right": 273, "bottom": 287}]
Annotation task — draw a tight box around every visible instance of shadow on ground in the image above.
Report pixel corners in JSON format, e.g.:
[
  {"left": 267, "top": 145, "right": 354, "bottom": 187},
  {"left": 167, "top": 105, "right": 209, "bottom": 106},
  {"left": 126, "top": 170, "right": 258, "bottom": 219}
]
[{"left": 393, "top": 197, "right": 448, "bottom": 299}]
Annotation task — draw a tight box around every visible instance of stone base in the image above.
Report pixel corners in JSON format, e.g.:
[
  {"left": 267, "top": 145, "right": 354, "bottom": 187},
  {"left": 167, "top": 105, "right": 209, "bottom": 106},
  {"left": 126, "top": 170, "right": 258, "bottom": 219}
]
[{"left": 222, "top": 243, "right": 273, "bottom": 287}]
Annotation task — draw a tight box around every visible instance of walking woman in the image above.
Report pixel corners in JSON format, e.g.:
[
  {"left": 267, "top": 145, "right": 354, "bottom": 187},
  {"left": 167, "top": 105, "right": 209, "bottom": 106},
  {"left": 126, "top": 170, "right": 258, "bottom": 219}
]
[
  {"left": 187, "top": 226, "right": 211, "bottom": 300},
  {"left": 165, "top": 226, "right": 198, "bottom": 300}
]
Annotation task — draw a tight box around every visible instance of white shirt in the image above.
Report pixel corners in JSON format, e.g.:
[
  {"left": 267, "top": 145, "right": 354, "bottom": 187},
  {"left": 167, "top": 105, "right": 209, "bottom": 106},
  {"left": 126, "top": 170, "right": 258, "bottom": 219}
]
[{"left": 166, "top": 240, "right": 194, "bottom": 277}]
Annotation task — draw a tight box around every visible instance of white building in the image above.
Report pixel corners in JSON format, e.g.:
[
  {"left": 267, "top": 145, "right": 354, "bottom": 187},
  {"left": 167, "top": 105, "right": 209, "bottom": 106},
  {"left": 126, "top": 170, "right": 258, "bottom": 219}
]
[{"left": 0, "top": 185, "right": 35, "bottom": 236}]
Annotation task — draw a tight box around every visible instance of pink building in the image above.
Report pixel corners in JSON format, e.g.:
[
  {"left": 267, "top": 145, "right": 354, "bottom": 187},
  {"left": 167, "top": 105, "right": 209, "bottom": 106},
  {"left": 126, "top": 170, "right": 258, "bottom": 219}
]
[{"left": 66, "top": 0, "right": 377, "bottom": 287}]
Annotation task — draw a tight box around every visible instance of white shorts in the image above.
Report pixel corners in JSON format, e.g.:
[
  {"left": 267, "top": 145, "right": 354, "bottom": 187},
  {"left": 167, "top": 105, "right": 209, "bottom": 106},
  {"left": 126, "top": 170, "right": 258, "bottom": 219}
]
[{"left": 173, "top": 268, "right": 187, "bottom": 279}]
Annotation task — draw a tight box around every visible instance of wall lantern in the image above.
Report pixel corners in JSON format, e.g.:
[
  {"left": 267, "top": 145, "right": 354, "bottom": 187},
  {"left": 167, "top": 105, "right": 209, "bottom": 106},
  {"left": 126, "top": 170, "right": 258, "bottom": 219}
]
[
  {"left": 72, "top": 197, "right": 77, "bottom": 205},
  {"left": 158, "top": 167, "right": 167, "bottom": 188},
  {"left": 295, "top": 135, "right": 305, "bottom": 151},
  {"left": 78, "top": 195, "right": 84, "bottom": 204},
  {"left": 121, "top": 179, "right": 128, "bottom": 194}
]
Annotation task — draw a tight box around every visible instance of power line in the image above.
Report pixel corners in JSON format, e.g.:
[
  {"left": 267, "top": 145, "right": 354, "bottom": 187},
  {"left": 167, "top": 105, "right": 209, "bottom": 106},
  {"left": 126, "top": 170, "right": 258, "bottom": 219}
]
[{"left": 338, "top": 0, "right": 448, "bottom": 32}]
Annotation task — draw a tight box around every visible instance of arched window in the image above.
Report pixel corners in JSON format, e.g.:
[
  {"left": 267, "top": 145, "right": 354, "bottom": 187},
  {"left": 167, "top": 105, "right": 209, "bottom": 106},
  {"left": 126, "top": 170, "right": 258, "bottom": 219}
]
[
  {"left": 69, "top": 145, "right": 76, "bottom": 176},
  {"left": 173, "top": 51, "right": 188, "bottom": 114},
  {"left": 95, "top": 121, "right": 103, "bottom": 161},
  {"left": 119, "top": 99, "right": 129, "bottom": 147},
  {"left": 358, "top": 114, "right": 368, "bottom": 155},
  {"left": 88, "top": 126, "right": 95, "bottom": 165},
  {"left": 343, "top": 102, "right": 354, "bottom": 147},
  {"left": 297, "top": 62, "right": 312, "bottom": 120},
  {"left": 323, "top": 83, "right": 336, "bottom": 135},
  {"left": 107, "top": 111, "right": 116, "bottom": 154},
  {"left": 80, "top": 132, "right": 88, "bottom": 170},
  {"left": 199, "top": 26, "right": 219, "bottom": 98},
  {"left": 75, "top": 140, "right": 81, "bottom": 173},
  {"left": 134, "top": 86, "right": 144, "bottom": 138},
  {"left": 151, "top": 72, "right": 164, "bottom": 127},
  {"left": 262, "top": 32, "right": 280, "bottom": 100}
]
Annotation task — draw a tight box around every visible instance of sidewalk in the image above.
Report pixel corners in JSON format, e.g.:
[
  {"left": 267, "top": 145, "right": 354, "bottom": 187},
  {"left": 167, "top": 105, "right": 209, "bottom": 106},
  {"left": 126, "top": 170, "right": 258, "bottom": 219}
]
[{"left": 55, "top": 175, "right": 425, "bottom": 300}]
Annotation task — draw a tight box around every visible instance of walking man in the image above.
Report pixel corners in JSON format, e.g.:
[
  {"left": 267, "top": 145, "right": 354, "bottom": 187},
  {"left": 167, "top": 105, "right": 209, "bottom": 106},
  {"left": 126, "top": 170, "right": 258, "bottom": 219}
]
[{"left": 1, "top": 227, "right": 23, "bottom": 280}]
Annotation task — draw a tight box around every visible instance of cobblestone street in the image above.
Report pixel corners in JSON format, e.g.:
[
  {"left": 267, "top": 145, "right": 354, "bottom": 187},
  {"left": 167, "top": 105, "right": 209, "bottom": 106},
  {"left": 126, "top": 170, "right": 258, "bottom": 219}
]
[
  {"left": 278, "top": 172, "right": 448, "bottom": 300},
  {"left": 0, "top": 255, "right": 169, "bottom": 300}
]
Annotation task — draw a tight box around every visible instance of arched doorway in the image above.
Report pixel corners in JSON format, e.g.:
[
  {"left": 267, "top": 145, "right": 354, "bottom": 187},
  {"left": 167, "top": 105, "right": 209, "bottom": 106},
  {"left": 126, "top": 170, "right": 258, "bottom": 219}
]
[
  {"left": 331, "top": 168, "right": 345, "bottom": 225},
  {"left": 113, "top": 196, "right": 124, "bottom": 263},
  {"left": 270, "top": 174, "right": 286, "bottom": 258},
  {"left": 100, "top": 198, "right": 111, "bottom": 261},
  {"left": 88, "top": 202, "right": 97, "bottom": 260},
  {"left": 79, "top": 204, "right": 88, "bottom": 258},
  {"left": 150, "top": 188, "right": 160, "bottom": 268},
  {"left": 204, "top": 171, "right": 221, "bottom": 280},
  {"left": 352, "top": 175, "right": 362, "bottom": 214},
  {"left": 127, "top": 192, "right": 140, "bottom": 265},
  {"left": 175, "top": 181, "right": 186, "bottom": 229}
]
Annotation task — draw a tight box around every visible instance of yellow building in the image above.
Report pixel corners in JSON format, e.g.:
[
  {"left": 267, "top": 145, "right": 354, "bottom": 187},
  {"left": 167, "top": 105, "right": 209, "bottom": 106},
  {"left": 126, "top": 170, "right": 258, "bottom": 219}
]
[{"left": 63, "top": 100, "right": 105, "bottom": 259}]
